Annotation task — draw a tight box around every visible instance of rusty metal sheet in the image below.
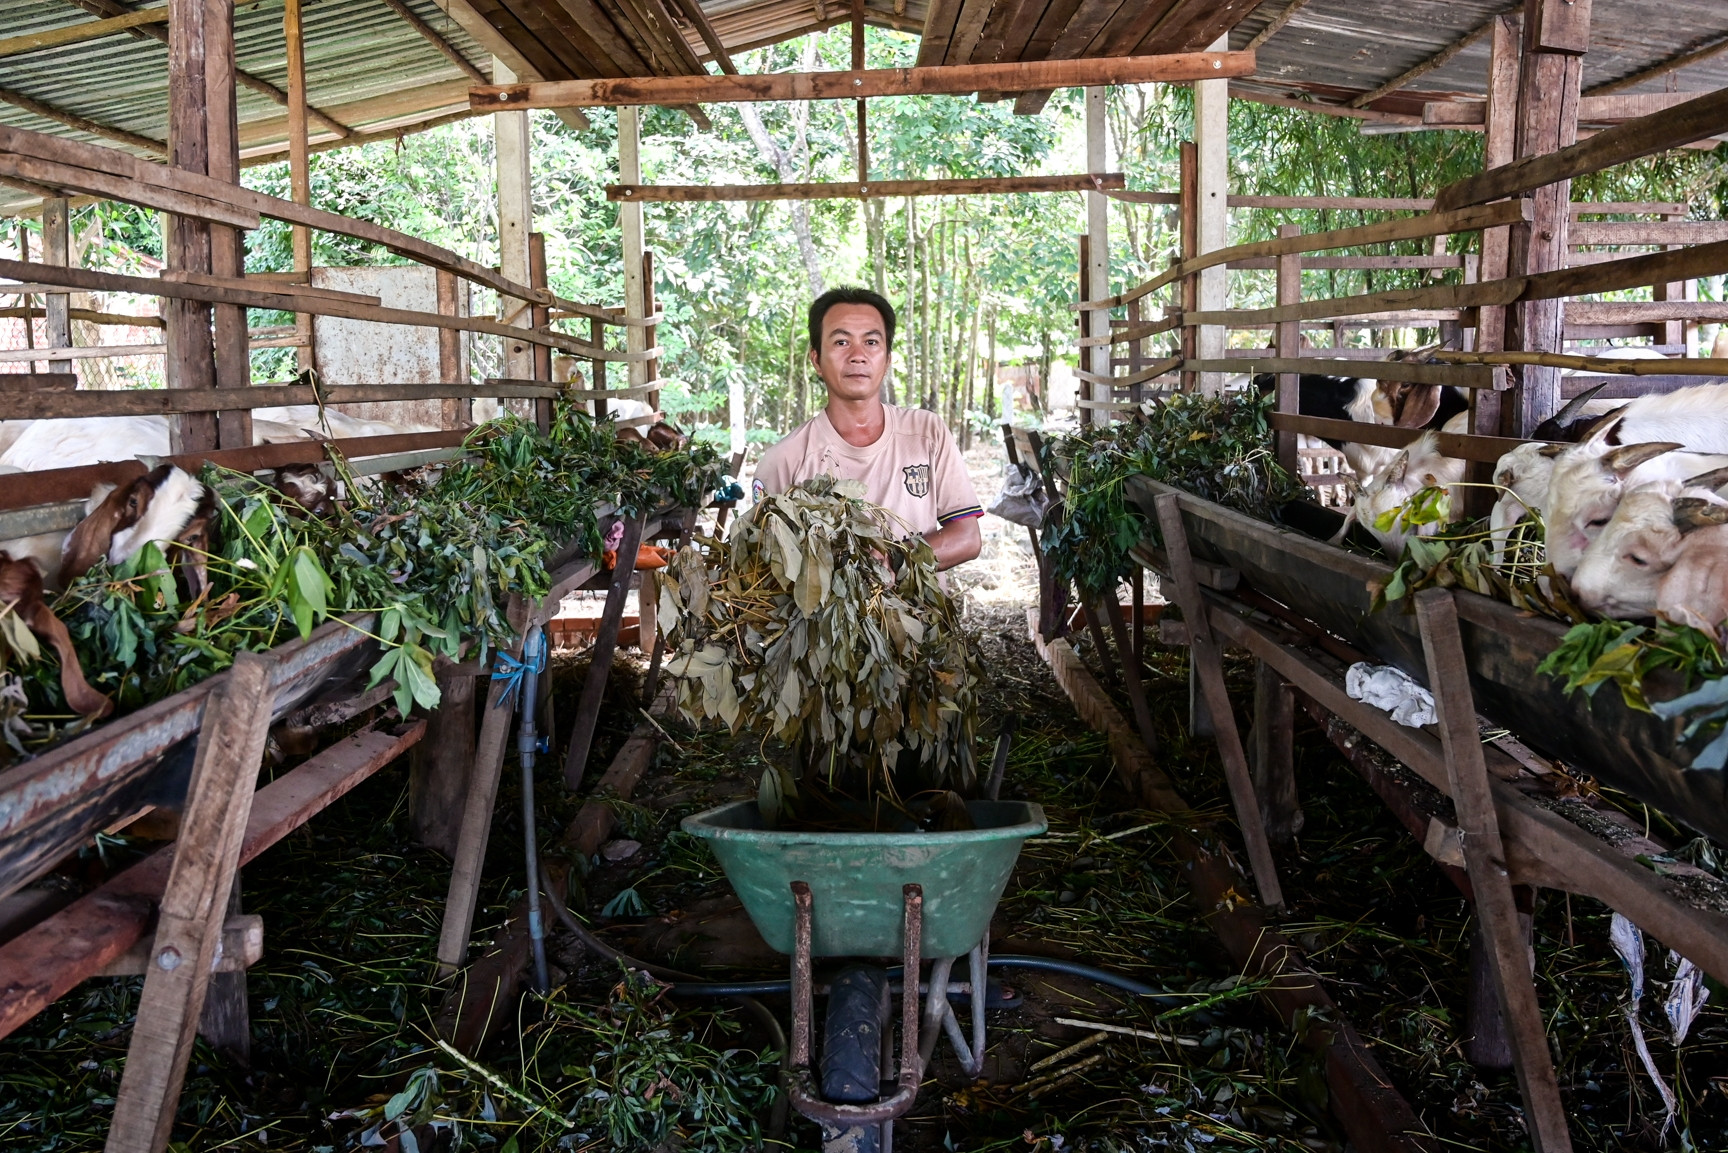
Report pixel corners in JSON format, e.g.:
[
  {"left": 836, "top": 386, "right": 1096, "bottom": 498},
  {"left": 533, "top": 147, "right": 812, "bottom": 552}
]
[{"left": 0, "top": 613, "right": 378, "bottom": 901}]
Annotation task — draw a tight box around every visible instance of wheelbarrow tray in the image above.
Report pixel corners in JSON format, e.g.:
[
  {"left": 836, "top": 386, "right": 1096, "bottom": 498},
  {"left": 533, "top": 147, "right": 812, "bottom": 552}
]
[{"left": 682, "top": 800, "right": 1046, "bottom": 958}]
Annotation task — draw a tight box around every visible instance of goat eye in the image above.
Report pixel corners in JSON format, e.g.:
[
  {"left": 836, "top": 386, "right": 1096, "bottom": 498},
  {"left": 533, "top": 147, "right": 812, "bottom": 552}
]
[
  {"left": 1627, "top": 555, "right": 1648, "bottom": 567},
  {"left": 1587, "top": 517, "right": 1610, "bottom": 529}
]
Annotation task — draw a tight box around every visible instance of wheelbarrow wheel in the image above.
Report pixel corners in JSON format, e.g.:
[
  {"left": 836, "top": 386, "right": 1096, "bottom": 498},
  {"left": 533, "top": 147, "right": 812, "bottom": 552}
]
[{"left": 820, "top": 964, "right": 891, "bottom": 1153}]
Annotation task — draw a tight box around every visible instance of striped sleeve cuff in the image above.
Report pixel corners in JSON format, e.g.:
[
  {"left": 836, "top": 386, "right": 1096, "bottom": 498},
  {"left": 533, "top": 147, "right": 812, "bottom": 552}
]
[{"left": 937, "top": 505, "right": 984, "bottom": 526}]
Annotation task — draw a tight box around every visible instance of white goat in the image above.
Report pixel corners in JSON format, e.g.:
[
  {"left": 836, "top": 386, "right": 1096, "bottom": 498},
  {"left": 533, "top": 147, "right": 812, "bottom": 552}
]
[
  {"left": 1572, "top": 470, "right": 1728, "bottom": 620},
  {"left": 1659, "top": 519, "right": 1728, "bottom": 632},
  {"left": 59, "top": 464, "right": 209, "bottom": 586},
  {"left": 0, "top": 416, "right": 172, "bottom": 473},
  {"left": 253, "top": 405, "right": 439, "bottom": 440},
  {"left": 1343, "top": 432, "right": 1465, "bottom": 559},
  {"left": 1543, "top": 414, "right": 1728, "bottom": 579}
]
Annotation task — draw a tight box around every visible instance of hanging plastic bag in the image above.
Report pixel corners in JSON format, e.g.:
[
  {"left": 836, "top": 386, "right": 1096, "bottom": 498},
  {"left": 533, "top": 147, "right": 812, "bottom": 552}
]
[{"left": 988, "top": 462, "right": 1050, "bottom": 528}]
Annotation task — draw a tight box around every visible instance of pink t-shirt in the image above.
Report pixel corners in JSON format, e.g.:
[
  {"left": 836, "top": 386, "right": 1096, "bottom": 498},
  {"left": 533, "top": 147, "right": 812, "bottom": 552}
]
[{"left": 753, "top": 404, "right": 983, "bottom": 537}]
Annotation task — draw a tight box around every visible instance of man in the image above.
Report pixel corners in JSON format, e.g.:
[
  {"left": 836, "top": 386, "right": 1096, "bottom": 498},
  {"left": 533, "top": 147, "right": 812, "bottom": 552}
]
[{"left": 754, "top": 287, "right": 983, "bottom": 570}]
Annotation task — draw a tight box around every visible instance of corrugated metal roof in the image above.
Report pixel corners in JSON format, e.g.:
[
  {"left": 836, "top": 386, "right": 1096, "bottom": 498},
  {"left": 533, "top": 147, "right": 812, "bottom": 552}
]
[
  {"left": 1233, "top": 0, "right": 1728, "bottom": 112},
  {"left": 0, "top": 0, "right": 487, "bottom": 213}
]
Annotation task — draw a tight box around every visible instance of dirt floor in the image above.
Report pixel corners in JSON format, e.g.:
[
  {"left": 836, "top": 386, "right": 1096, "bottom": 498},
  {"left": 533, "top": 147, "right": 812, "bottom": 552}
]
[{"left": 2, "top": 468, "right": 1727, "bottom": 1150}]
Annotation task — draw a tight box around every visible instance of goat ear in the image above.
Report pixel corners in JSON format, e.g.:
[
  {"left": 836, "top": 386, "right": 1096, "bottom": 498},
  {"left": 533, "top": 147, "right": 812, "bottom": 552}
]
[
  {"left": 1389, "top": 383, "right": 1443, "bottom": 428},
  {"left": 1582, "top": 412, "right": 1628, "bottom": 445},
  {"left": 1685, "top": 465, "right": 1728, "bottom": 492},
  {"left": 1538, "top": 443, "right": 1566, "bottom": 458},
  {"left": 1673, "top": 498, "right": 1728, "bottom": 535},
  {"left": 1604, "top": 441, "right": 1683, "bottom": 476},
  {"left": 58, "top": 493, "right": 128, "bottom": 584}
]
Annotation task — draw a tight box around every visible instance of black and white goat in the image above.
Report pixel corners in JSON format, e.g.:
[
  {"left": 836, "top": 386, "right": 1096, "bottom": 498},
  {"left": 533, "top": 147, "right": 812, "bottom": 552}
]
[{"left": 59, "top": 464, "right": 211, "bottom": 588}]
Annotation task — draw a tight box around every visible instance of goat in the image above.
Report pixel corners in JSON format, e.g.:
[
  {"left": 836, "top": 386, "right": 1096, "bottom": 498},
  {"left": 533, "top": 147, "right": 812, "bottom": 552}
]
[
  {"left": 1572, "top": 468, "right": 1728, "bottom": 620},
  {"left": 1253, "top": 370, "right": 1469, "bottom": 480},
  {"left": 0, "top": 416, "right": 171, "bottom": 473},
  {"left": 1658, "top": 518, "right": 1728, "bottom": 633},
  {"left": 59, "top": 465, "right": 208, "bottom": 586},
  {"left": 273, "top": 464, "right": 334, "bottom": 517},
  {"left": 253, "top": 405, "right": 439, "bottom": 440},
  {"left": 0, "top": 552, "right": 110, "bottom": 718},
  {"left": 1341, "top": 432, "right": 1465, "bottom": 559},
  {"left": 1540, "top": 410, "right": 1728, "bottom": 579},
  {"left": 166, "top": 487, "right": 219, "bottom": 601}
]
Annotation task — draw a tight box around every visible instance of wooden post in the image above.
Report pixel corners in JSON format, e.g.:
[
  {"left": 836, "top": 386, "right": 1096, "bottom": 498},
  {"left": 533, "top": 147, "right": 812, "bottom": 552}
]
[
  {"left": 495, "top": 59, "right": 534, "bottom": 391},
  {"left": 1076, "top": 233, "right": 1092, "bottom": 421},
  {"left": 1178, "top": 141, "right": 1198, "bottom": 394},
  {"left": 437, "top": 625, "right": 526, "bottom": 976},
  {"left": 106, "top": 652, "right": 276, "bottom": 1153},
  {"left": 1249, "top": 660, "right": 1302, "bottom": 844},
  {"left": 1084, "top": 86, "right": 1108, "bottom": 422},
  {"left": 1152, "top": 492, "right": 1284, "bottom": 910},
  {"left": 529, "top": 232, "right": 552, "bottom": 432},
  {"left": 1656, "top": 209, "right": 1689, "bottom": 353},
  {"left": 164, "top": 0, "right": 218, "bottom": 453},
  {"left": 1413, "top": 588, "right": 1572, "bottom": 1153},
  {"left": 436, "top": 268, "right": 465, "bottom": 427},
  {"left": 206, "top": 0, "right": 249, "bottom": 449},
  {"left": 197, "top": 884, "right": 251, "bottom": 1065},
  {"left": 563, "top": 515, "right": 645, "bottom": 791},
  {"left": 620, "top": 105, "right": 648, "bottom": 388},
  {"left": 642, "top": 250, "right": 658, "bottom": 414},
  {"left": 852, "top": 0, "right": 867, "bottom": 183},
  {"left": 284, "top": 0, "right": 314, "bottom": 376},
  {"left": 40, "top": 198, "right": 69, "bottom": 352},
  {"left": 590, "top": 315, "right": 607, "bottom": 418},
  {"left": 1193, "top": 34, "right": 1229, "bottom": 396},
  {"left": 411, "top": 668, "right": 477, "bottom": 857},
  {"left": 1505, "top": 0, "right": 1589, "bottom": 436},
  {"left": 1465, "top": 893, "right": 1535, "bottom": 1069},
  {"left": 1100, "top": 597, "right": 1160, "bottom": 758},
  {"left": 1274, "top": 223, "right": 1301, "bottom": 475}
]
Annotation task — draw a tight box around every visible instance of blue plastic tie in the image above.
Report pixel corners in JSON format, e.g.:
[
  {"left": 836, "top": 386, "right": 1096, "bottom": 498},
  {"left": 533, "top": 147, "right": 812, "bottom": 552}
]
[{"left": 491, "top": 642, "right": 546, "bottom": 710}]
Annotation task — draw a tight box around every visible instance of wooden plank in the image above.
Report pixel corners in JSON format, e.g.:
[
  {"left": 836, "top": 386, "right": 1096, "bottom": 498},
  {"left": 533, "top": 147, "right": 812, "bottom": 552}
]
[
  {"left": 1269, "top": 413, "right": 1525, "bottom": 464},
  {"left": 106, "top": 653, "right": 277, "bottom": 1153},
  {"left": 162, "top": 269, "right": 382, "bottom": 307},
  {"left": 1082, "top": 314, "right": 1180, "bottom": 345},
  {"left": 1073, "top": 355, "right": 1181, "bottom": 387},
  {"left": 471, "top": 51, "right": 1254, "bottom": 109},
  {"left": 1433, "top": 87, "right": 1728, "bottom": 214},
  {"left": 1428, "top": 349, "right": 1728, "bottom": 375},
  {"left": 0, "top": 7, "right": 170, "bottom": 58},
  {"left": 1152, "top": 492, "right": 1283, "bottom": 909},
  {"left": 1183, "top": 357, "right": 1499, "bottom": 389},
  {"left": 0, "top": 723, "right": 422, "bottom": 1043},
  {"left": 0, "top": 154, "right": 257, "bottom": 232},
  {"left": 1413, "top": 590, "right": 1572, "bottom": 1153},
  {"left": 0, "top": 429, "right": 463, "bottom": 511},
  {"left": 1349, "top": 15, "right": 1497, "bottom": 109},
  {"left": 0, "top": 381, "right": 558, "bottom": 418},
  {"left": 1571, "top": 221, "right": 1728, "bottom": 245},
  {"left": 562, "top": 515, "right": 644, "bottom": 789},
  {"left": 1250, "top": 660, "right": 1300, "bottom": 843},
  {"left": 0, "top": 257, "right": 654, "bottom": 362},
  {"left": 376, "top": 0, "right": 488, "bottom": 82},
  {"left": 1428, "top": 92, "right": 1704, "bottom": 126},
  {"left": 1274, "top": 223, "right": 1300, "bottom": 475},
  {"left": 1587, "top": 34, "right": 1728, "bottom": 98},
  {"left": 1229, "top": 254, "right": 1466, "bottom": 270},
  {"left": 1079, "top": 200, "right": 1531, "bottom": 313},
  {"left": 0, "top": 124, "right": 631, "bottom": 323},
  {"left": 436, "top": 627, "right": 526, "bottom": 976},
  {"left": 608, "top": 172, "right": 1126, "bottom": 201}
]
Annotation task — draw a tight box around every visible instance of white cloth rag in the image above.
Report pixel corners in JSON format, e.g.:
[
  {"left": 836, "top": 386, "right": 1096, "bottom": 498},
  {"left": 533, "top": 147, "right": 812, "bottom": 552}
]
[{"left": 1344, "top": 663, "right": 1438, "bottom": 728}]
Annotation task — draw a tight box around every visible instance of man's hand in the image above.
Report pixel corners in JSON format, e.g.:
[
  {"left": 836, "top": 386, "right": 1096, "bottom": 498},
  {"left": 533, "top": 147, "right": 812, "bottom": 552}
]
[{"left": 926, "top": 516, "right": 982, "bottom": 571}]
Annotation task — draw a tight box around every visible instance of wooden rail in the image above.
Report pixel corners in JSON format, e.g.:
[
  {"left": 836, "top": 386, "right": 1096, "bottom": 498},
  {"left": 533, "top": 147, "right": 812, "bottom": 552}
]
[
  {"left": 608, "top": 173, "right": 1126, "bottom": 201},
  {"left": 1268, "top": 413, "right": 1526, "bottom": 463},
  {"left": 1181, "top": 357, "right": 1501, "bottom": 389},
  {"left": 0, "top": 381, "right": 563, "bottom": 419},
  {"left": 471, "top": 52, "right": 1255, "bottom": 110}
]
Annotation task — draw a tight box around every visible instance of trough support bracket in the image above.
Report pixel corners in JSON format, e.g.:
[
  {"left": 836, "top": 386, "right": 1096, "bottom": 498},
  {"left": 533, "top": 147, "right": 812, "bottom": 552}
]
[
  {"left": 106, "top": 652, "right": 278, "bottom": 1153},
  {"left": 563, "top": 513, "right": 646, "bottom": 791},
  {"left": 1413, "top": 589, "right": 1572, "bottom": 1153},
  {"left": 1152, "top": 492, "right": 1283, "bottom": 910}
]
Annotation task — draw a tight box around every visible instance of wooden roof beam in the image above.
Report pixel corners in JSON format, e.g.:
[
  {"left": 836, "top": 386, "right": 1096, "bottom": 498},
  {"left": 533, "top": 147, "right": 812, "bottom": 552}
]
[
  {"left": 1434, "top": 85, "right": 1728, "bottom": 212},
  {"left": 374, "top": 0, "right": 488, "bottom": 84},
  {"left": 1347, "top": 11, "right": 1502, "bottom": 109},
  {"left": 606, "top": 172, "right": 1127, "bottom": 200},
  {"left": 56, "top": 0, "right": 355, "bottom": 138},
  {"left": 0, "top": 85, "right": 166, "bottom": 156},
  {"left": 1587, "top": 32, "right": 1728, "bottom": 97},
  {"left": 0, "top": 7, "right": 168, "bottom": 58},
  {"left": 1244, "top": 0, "right": 1313, "bottom": 51},
  {"left": 472, "top": 50, "right": 1253, "bottom": 109},
  {"left": 669, "top": 0, "right": 738, "bottom": 73}
]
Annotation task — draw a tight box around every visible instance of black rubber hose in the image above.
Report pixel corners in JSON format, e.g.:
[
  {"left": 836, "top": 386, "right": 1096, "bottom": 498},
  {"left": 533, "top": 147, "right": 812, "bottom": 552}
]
[{"left": 668, "top": 954, "right": 1193, "bottom": 1012}]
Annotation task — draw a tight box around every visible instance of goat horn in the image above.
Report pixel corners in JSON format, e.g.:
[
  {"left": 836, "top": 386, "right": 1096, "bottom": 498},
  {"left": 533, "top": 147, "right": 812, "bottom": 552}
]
[
  {"left": 1550, "top": 382, "right": 1609, "bottom": 427},
  {"left": 1673, "top": 497, "right": 1728, "bottom": 535}
]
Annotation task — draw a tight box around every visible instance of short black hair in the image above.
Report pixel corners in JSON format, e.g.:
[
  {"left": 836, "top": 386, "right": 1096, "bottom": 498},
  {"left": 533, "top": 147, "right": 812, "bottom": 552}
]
[{"left": 808, "top": 286, "right": 896, "bottom": 352}]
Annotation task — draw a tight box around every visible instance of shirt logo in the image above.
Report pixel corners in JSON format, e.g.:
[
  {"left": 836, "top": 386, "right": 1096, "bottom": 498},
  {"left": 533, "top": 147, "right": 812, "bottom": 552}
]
[
  {"left": 902, "top": 463, "right": 931, "bottom": 499},
  {"left": 752, "top": 478, "right": 765, "bottom": 502}
]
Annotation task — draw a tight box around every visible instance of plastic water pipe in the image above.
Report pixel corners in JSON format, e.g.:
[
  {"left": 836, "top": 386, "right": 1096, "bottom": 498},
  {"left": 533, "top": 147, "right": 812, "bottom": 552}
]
[{"left": 515, "top": 625, "right": 551, "bottom": 994}]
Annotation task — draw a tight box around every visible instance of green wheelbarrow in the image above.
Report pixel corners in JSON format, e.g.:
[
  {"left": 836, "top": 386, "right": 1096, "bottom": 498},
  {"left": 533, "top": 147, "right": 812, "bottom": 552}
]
[{"left": 683, "top": 798, "right": 1046, "bottom": 1152}]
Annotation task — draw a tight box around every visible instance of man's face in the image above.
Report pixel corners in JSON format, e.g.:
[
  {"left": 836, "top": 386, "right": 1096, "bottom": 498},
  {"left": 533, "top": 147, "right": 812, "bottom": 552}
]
[{"left": 809, "top": 303, "right": 889, "bottom": 404}]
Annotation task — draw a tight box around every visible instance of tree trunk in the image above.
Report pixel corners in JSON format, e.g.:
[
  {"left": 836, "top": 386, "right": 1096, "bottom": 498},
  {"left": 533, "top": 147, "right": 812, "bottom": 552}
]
[
  {"left": 985, "top": 309, "right": 998, "bottom": 419},
  {"left": 739, "top": 40, "right": 822, "bottom": 299}
]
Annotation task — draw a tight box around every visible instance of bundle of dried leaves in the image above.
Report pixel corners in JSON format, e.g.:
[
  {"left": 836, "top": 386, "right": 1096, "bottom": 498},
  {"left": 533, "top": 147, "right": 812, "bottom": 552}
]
[{"left": 660, "top": 476, "right": 982, "bottom": 821}]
